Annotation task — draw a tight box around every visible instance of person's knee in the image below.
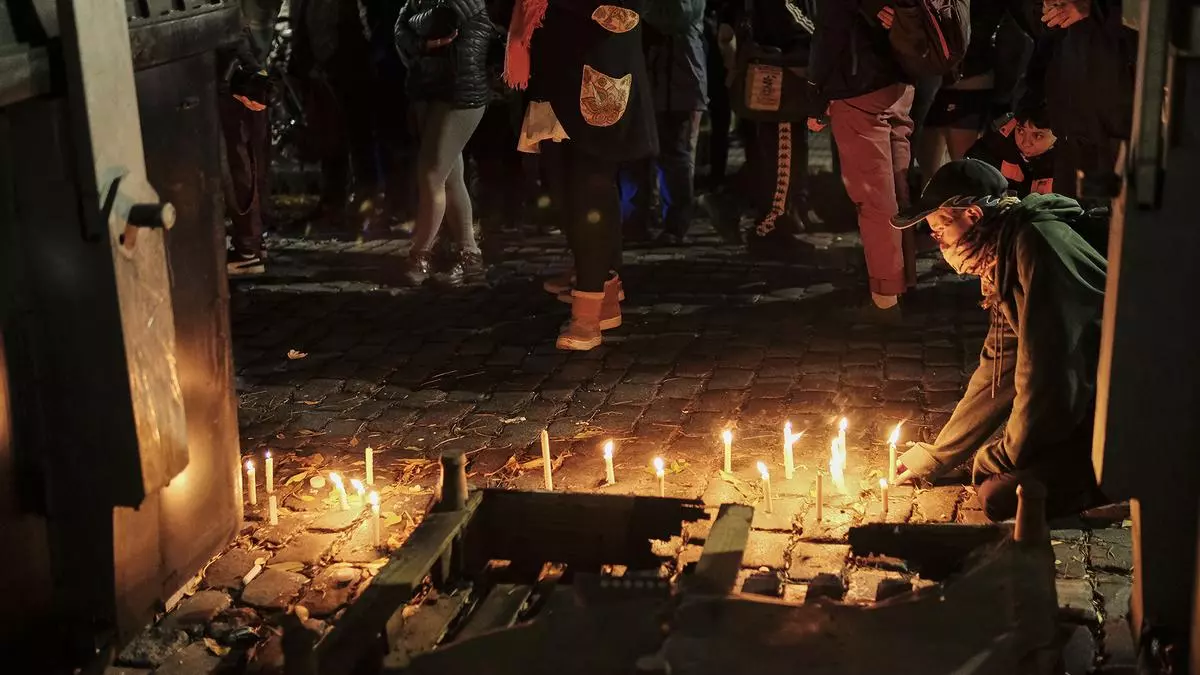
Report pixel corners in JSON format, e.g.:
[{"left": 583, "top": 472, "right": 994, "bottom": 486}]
[{"left": 978, "top": 476, "right": 1020, "bottom": 522}]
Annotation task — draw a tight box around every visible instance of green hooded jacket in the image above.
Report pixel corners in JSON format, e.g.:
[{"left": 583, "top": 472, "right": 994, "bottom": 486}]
[{"left": 907, "top": 194, "right": 1108, "bottom": 481}]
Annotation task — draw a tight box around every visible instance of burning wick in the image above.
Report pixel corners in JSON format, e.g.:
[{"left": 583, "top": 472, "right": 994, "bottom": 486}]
[
  {"left": 758, "top": 462, "right": 773, "bottom": 513},
  {"left": 264, "top": 451, "right": 274, "bottom": 494},
  {"left": 722, "top": 429, "right": 733, "bottom": 473},
  {"left": 245, "top": 460, "right": 257, "bottom": 506},
  {"left": 829, "top": 437, "right": 847, "bottom": 494},
  {"left": 351, "top": 478, "right": 365, "bottom": 506},
  {"left": 815, "top": 473, "right": 824, "bottom": 523},
  {"left": 783, "top": 423, "right": 799, "bottom": 481},
  {"left": 541, "top": 429, "right": 554, "bottom": 491},
  {"left": 365, "top": 446, "right": 374, "bottom": 486},
  {"left": 330, "top": 472, "right": 350, "bottom": 511},
  {"left": 888, "top": 423, "right": 902, "bottom": 484},
  {"left": 603, "top": 441, "right": 616, "bottom": 485},
  {"left": 654, "top": 457, "right": 666, "bottom": 497},
  {"left": 369, "top": 491, "right": 381, "bottom": 548},
  {"left": 880, "top": 479, "right": 890, "bottom": 519},
  {"left": 268, "top": 494, "right": 278, "bottom": 526}
]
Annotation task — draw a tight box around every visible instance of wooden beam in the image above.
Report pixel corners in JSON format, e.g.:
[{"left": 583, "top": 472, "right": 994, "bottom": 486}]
[
  {"left": 453, "top": 584, "right": 533, "bottom": 643},
  {"left": 316, "top": 492, "right": 483, "bottom": 675},
  {"left": 687, "top": 504, "right": 754, "bottom": 595},
  {"left": 847, "top": 523, "right": 1007, "bottom": 580},
  {"left": 474, "top": 490, "right": 706, "bottom": 571}
]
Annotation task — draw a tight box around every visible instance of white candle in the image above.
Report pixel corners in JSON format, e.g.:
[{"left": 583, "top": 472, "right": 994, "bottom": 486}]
[
  {"left": 541, "top": 429, "right": 553, "bottom": 491},
  {"left": 830, "top": 437, "right": 847, "bottom": 494},
  {"left": 330, "top": 472, "right": 350, "bottom": 511},
  {"left": 264, "top": 451, "right": 274, "bottom": 493},
  {"left": 815, "top": 473, "right": 824, "bottom": 523},
  {"left": 365, "top": 446, "right": 374, "bottom": 486},
  {"left": 758, "top": 461, "right": 772, "bottom": 513},
  {"left": 268, "top": 494, "right": 278, "bottom": 525},
  {"left": 837, "top": 417, "right": 848, "bottom": 454},
  {"left": 245, "top": 460, "right": 257, "bottom": 506},
  {"left": 888, "top": 423, "right": 902, "bottom": 484},
  {"left": 654, "top": 457, "right": 665, "bottom": 497},
  {"left": 880, "top": 479, "right": 890, "bottom": 519},
  {"left": 783, "top": 423, "right": 797, "bottom": 480},
  {"left": 351, "top": 478, "right": 365, "bottom": 507},
  {"left": 369, "top": 491, "right": 381, "bottom": 548},
  {"left": 603, "top": 441, "right": 616, "bottom": 485},
  {"left": 722, "top": 429, "right": 733, "bottom": 473}
]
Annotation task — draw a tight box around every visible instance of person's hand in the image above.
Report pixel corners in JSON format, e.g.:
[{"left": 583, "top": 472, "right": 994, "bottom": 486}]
[
  {"left": 1042, "top": 0, "right": 1091, "bottom": 28},
  {"left": 807, "top": 117, "right": 827, "bottom": 132},
  {"left": 877, "top": 6, "right": 896, "bottom": 30},
  {"left": 426, "top": 30, "right": 459, "bottom": 50},
  {"left": 234, "top": 94, "right": 267, "bottom": 112},
  {"left": 894, "top": 442, "right": 943, "bottom": 485}
]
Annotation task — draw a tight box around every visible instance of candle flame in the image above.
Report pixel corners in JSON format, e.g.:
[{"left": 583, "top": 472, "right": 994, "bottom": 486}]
[
  {"left": 784, "top": 421, "right": 792, "bottom": 434},
  {"left": 757, "top": 461, "right": 769, "bottom": 480},
  {"left": 603, "top": 441, "right": 614, "bottom": 459},
  {"left": 880, "top": 478, "right": 888, "bottom": 489},
  {"left": 839, "top": 417, "right": 848, "bottom": 433},
  {"left": 246, "top": 460, "right": 254, "bottom": 472},
  {"left": 351, "top": 479, "right": 365, "bottom": 495},
  {"left": 888, "top": 422, "right": 903, "bottom": 446},
  {"left": 653, "top": 457, "right": 665, "bottom": 477},
  {"left": 265, "top": 450, "right": 271, "bottom": 459},
  {"left": 722, "top": 429, "right": 733, "bottom": 444},
  {"left": 368, "top": 491, "right": 379, "bottom": 507},
  {"left": 329, "top": 472, "right": 343, "bottom": 487},
  {"left": 829, "top": 438, "right": 847, "bottom": 493}
]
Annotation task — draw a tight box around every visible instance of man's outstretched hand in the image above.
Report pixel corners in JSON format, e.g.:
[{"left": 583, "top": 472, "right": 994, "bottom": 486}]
[
  {"left": 894, "top": 442, "right": 943, "bottom": 485},
  {"left": 1042, "top": 0, "right": 1091, "bottom": 28}
]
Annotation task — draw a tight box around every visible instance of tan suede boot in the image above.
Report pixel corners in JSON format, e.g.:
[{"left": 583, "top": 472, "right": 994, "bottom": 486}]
[
  {"left": 558, "top": 277, "right": 625, "bottom": 304},
  {"left": 556, "top": 290, "right": 604, "bottom": 351},
  {"left": 543, "top": 270, "right": 574, "bottom": 295},
  {"left": 599, "top": 275, "right": 623, "bottom": 331}
]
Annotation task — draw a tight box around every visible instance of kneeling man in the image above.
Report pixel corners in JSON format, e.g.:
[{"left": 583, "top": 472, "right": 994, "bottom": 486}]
[{"left": 891, "top": 159, "right": 1109, "bottom": 522}]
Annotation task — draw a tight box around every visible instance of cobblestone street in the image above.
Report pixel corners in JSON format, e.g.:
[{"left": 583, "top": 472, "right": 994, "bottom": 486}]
[{"left": 115, "top": 214, "right": 1136, "bottom": 673}]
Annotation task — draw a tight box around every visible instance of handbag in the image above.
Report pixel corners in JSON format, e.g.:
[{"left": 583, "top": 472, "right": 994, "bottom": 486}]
[{"left": 729, "top": 0, "right": 818, "bottom": 123}]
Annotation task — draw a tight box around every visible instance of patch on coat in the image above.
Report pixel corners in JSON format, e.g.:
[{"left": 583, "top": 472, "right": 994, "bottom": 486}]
[
  {"left": 591, "top": 6, "right": 640, "bottom": 33},
  {"left": 1000, "top": 161, "right": 1025, "bottom": 183},
  {"left": 580, "top": 65, "right": 631, "bottom": 127}
]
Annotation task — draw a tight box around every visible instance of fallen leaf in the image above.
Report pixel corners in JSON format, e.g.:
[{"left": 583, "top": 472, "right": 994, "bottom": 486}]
[
  {"left": 349, "top": 437, "right": 360, "bottom": 447},
  {"left": 204, "top": 637, "right": 231, "bottom": 657},
  {"left": 308, "top": 453, "right": 326, "bottom": 466},
  {"left": 284, "top": 473, "right": 309, "bottom": 487},
  {"left": 299, "top": 495, "right": 316, "bottom": 502},
  {"left": 299, "top": 400, "right": 320, "bottom": 406},
  {"left": 287, "top": 349, "right": 308, "bottom": 360},
  {"left": 269, "top": 561, "right": 305, "bottom": 573}
]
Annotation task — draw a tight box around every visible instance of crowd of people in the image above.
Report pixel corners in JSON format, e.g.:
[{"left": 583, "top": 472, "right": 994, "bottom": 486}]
[{"left": 217, "top": 0, "right": 1137, "bottom": 520}]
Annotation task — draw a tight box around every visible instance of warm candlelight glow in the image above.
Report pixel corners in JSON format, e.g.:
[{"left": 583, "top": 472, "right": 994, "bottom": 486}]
[
  {"left": 722, "top": 429, "right": 733, "bottom": 473},
  {"left": 839, "top": 417, "right": 849, "bottom": 433},
  {"left": 888, "top": 423, "right": 902, "bottom": 446},
  {"left": 329, "top": 472, "right": 343, "bottom": 487},
  {"left": 758, "top": 462, "right": 773, "bottom": 513},
  {"left": 246, "top": 460, "right": 255, "bottom": 472},
  {"left": 330, "top": 472, "right": 350, "bottom": 511},
  {"left": 365, "top": 446, "right": 374, "bottom": 486},
  {"left": 654, "top": 457, "right": 665, "bottom": 477},
  {"left": 368, "top": 491, "right": 380, "bottom": 508},
  {"left": 604, "top": 441, "right": 614, "bottom": 460},
  {"left": 368, "top": 491, "right": 381, "bottom": 547},
  {"left": 264, "top": 451, "right": 274, "bottom": 493},
  {"left": 888, "top": 422, "right": 902, "bottom": 483},
  {"left": 245, "top": 460, "right": 257, "bottom": 506},
  {"left": 757, "top": 461, "right": 769, "bottom": 479},
  {"left": 783, "top": 424, "right": 798, "bottom": 480},
  {"left": 603, "top": 441, "right": 615, "bottom": 485},
  {"left": 880, "top": 478, "right": 890, "bottom": 518},
  {"left": 830, "top": 437, "right": 847, "bottom": 493},
  {"left": 880, "top": 478, "right": 888, "bottom": 489},
  {"left": 351, "top": 478, "right": 364, "bottom": 494}
]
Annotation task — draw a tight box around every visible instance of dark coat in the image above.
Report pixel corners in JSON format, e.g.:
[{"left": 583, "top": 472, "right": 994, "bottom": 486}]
[
  {"left": 395, "top": 0, "right": 497, "bottom": 108},
  {"left": 643, "top": 0, "right": 709, "bottom": 112},
  {"left": 966, "top": 115, "right": 1058, "bottom": 196},
  {"left": 528, "top": 0, "right": 658, "bottom": 162},
  {"left": 808, "top": 0, "right": 906, "bottom": 106}
]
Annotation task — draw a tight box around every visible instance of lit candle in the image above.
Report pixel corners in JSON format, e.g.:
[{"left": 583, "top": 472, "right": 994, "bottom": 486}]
[
  {"left": 838, "top": 417, "right": 848, "bottom": 451},
  {"left": 351, "top": 478, "right": 365, "bottom": 507},
  {"left": 758, "top": 461, "right": 773, "bottom": 513},
  {"left": 264, "top": 451, "right": 274, "bottom": 493},
  {"left": 365, "top": 446, "right": 374, "bottom": 486},
  {"left": 268, "top": 494, "right": 278, "bottom": 525},
  {"left": 245, "top": 460, "right": 257, "bottom": 506},
  {"left": 829, "top": 437, "right": 847, "bottom": 493},
  {"left": 783, "top": 423, "right": 797, "bottom": 481},
  {"left": 603, "top": 441, "right": 616, "bottom": 485},
  {"left": 654, "top": 457, "right": 666, "bottom": 497},
  {"left": 815, "top": 472, "right": 824, "bottom": 523},
  {"left": 541, "top": 429, "right": 554, "bottom": 491},
  {"left": 369, "top": 491, "right": 381, "bottom": 548},
  {"left": 888, "top": 423, "right": 902, "bottom": 484},
  {"left": 722, "top": 429, "right": 733, "bottom": 473},
  {"left": 880, "top": 479, "right": 890, "bottom": 519},
  {"left": 330, "top": 472, "right": 350, "bottom": 511}
]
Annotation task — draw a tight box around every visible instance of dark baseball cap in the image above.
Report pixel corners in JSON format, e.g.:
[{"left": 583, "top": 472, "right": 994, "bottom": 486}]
[{"left": 891, "top": 159, "right": 1011, "bottom": 230}]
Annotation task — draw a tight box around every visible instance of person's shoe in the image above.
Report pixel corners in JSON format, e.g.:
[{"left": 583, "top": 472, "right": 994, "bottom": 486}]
[
  {"left": 227, "top": 250, "right": 266, "bottom": 276},
  {"left": 600, "top": 275, "right": 623, "bottom": 331},
  {"left": 443, "top": 249, "right": 487, "bottom": 286},
  {"left": 746, "top": 228, "right": 815, "bottom": 261},
  {"left": 556, "top": 290, "right": 605, "bottom": 351},
  {"left": 558, "top": 278, "right": 625, "bottom": 304},
  {"left": 543, "top": 270, "right": 575, "bottom": 295},
  {"left": 837, "top": 301, "right": 903, "bottom": 326},
  {"left": 699, "top": 192, "right": 743, "bottom": 244},
  {"left": 402, "top": 250, "right": 434, "bottom": 286}
]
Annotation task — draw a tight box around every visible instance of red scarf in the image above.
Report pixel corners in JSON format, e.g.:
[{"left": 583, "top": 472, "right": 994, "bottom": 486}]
[{"left": 504, "top": 0, "right": 549, "bottom": 90}]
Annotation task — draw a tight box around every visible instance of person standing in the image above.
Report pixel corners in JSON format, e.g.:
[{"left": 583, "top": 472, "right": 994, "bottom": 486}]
[
  {"left": 506, "top": 0, "right": 657, "bottom": 351},
  {"left": 808, "top": 1, "right": 914, "bottom": 320},
  {"left": 395, "top": 0, "right": 498, "bottom": 286},
  {"left": 631, "top": 0, "right": 708, "bottom": 246}
]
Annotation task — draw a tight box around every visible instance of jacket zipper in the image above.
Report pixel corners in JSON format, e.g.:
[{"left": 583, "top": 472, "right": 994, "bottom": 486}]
[{"left": 923, "top": 0, "right": 952, "bottom": 61}]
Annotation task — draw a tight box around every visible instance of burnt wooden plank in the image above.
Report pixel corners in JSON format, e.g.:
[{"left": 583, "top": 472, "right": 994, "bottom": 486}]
[
  {"left": 454, "top": 584, "right": 533, "bottom": 642},
  {"left": 475, "top": 489, "right": 705, "bottom": 570},
  {"left": 847, "top": 523, "right": 1007, "bottom": 580},
  {"left": 397, "top": 590, "right": 473, "bottom": 656},
  {"left": 317, "top": 492, "right": 483, "bottom": 675},
  {"left": 688, "top": 504, "right": 754, "bottom": 595}
]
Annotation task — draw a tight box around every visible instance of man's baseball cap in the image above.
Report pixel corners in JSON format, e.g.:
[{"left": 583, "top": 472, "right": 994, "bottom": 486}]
[{"left": 891, "top": 159, "right": 1010, "bottom": 230}]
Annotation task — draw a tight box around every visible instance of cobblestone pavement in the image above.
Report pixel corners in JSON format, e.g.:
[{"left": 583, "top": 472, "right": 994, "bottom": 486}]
[{"left": 114, "top": 213, "right": 1135, "bottom": 673}]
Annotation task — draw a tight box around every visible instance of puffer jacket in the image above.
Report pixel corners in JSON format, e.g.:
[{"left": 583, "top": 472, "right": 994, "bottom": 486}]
[
  {"left": 643, "top": 0, "right": 708, "bottom": 113},
  {"left": 395, "top": 0, "right": 497, "bottom": 108}
]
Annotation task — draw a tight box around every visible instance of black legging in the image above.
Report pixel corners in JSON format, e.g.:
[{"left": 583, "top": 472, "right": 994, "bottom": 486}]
[{"left": 540, "top": 141, "right": 621, "bottom": 293}]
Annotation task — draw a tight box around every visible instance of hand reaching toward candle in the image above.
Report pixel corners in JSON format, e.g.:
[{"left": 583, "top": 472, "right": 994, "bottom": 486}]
[{"left": 894, "top": 442, "right": 944, "bottom": 485}]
